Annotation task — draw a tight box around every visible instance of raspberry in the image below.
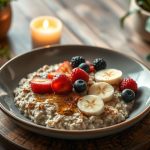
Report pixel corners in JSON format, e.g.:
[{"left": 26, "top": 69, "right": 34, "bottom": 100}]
[
  {"left": 71, "top": 56, "right": 85, "bottom": 68},
  {"left": 51, "top": 74, "right": 72, "bottom": 94},
  {"left": 120, "top": 78, "right": 138, "bottom": 92},
  {"left": 71, "top": 68, "right": 89, "bottom": 83}
]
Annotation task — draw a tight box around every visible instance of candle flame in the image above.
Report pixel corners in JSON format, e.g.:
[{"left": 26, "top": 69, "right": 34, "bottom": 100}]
[{"left": 43, "top": 19, "right": 49, "bottom": 29}]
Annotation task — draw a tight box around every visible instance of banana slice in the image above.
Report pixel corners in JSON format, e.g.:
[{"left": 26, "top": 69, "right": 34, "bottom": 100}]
[
  {"left": 95, "top": 69, "right": 122, "bottom": 85},
  {"left": 88, "top": 82, "right": 114, "bottom": 102},
  {"left": 77, "top": 95, "right": 104, "bottom": 116}
]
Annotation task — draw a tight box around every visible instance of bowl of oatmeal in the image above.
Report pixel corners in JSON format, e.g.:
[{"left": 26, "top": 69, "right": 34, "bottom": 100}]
[{"left": 0, "top": 45, "right": 150, "bottom": 139}]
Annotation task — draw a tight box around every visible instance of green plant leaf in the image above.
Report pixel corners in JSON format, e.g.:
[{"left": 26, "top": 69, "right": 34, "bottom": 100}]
[
  {"left": 145, "top": 17, "right": 150, "bottom": 32},
  {"left": 146, "top": 53, "right": 150, "bottom": 61},
  {"left": 0, "top": 46, "right": 10, "bottom": 59},
  {"left": 138, "top": 0, "right": 150, "bottom": 11},
  {"left": 0, "top": 0, "right": 14, "bottom": 9},
  {"left": 120, "top": 9, "right": 140, "bottom": 28}
]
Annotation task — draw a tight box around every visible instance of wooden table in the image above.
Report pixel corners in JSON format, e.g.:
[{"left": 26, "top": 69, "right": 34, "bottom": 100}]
[{"left": 0, "top": 0, "right": 150, "bottom": 149}]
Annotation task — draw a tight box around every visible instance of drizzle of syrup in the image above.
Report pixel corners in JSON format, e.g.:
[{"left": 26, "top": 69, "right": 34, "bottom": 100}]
[{"left": 35, "top": 93, "right": 81, "bottom": 115}]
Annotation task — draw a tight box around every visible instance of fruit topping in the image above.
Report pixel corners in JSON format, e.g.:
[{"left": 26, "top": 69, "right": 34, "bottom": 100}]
[
  {"left": 71, "top": 56, "right": 85, "bottom": 68},
  {"left": 93, "top": 58, "right": 107, "bottom": 71},
  {"left": 30, "top": 77, "right": 52, "bottom": 94},
  {"left": 71, "top": 68, "right": 89, "bottom": 83},
  {"left": 120, "top": 78, "right": 138, "bottom": 92},
  {"left": 88, "top": 82, "right": 114, "bottom": 102},
  {"left": 47, "top": 72, "right": 58, "bottom": 79},
  {"left": 89, "top": 64, "right": 95, "bottom": 73},
  {"left": 77, "top": 95, "right": 104, "bottom": 116},
  {"left": 79, "top": 63, "right": 90, "bottom": 73},
  {"left": 73, "top": 79, "right": 87, "bottom": 93},
  {"left": 121, "top": 89, "right": 135, "bottom": 103},
  {"left": 57, "top": 61, "right": 72, "bottom": 73},
  {"left": 95, "top": 69, "right": 122, "bottom": 85},
  {"left": 51, "top": 74, "right": 72, "bottom": 94}
]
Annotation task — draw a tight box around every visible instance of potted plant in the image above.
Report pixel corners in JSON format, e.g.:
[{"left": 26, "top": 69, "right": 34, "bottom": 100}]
[
  {"left": 0, "top": 0, "right": 13, "bottom": 40},
  {"left": 0, "top": 45, "right": 10, "bottom": 66},
  {"left": 121, "top": 0, "right": 150, "bottom": 41}
]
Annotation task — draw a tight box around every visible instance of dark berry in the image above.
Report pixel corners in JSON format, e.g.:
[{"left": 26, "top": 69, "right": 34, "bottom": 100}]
[
  {"left": 73, "top": 79, "right": 87, "bottom": 93},
  {"left": 79, "top": 63, "right": 90, "bottom": 73},
  {"left": 121, "top": 89, "right": 135, "bottom": 103},
  {"left": 71, "top": 56, "right": 85, "bottom": 68},
  {"left": 93, "top": 58, "right": 107, "bottom": 71}
]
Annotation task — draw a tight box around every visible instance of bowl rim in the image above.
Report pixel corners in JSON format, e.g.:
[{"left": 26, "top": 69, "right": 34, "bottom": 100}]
[{"left": 0, "top": 44, "right": 150, "bottom": 134}]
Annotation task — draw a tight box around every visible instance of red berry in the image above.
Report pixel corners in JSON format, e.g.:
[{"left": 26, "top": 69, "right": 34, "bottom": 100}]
[
  {"left": 47, "top": 72, "right": 58, "bottom": 79},
  {"left": 120, "top": 78, "right": 138, "bottom": 92},
  {"left": 30, "top": 77, "right": 52, "bottom": 94},
  {"left": 89, "top": 65, "right": 95, "bottom": 73},
  {"left": 71, "top": 68, "right": 89, "bottom": 83},
  {"left": 86, "top": 61, "right": 95, "bottom": 73},
  {"left": 57, "top": 61, "right": 72, "bottom": 73},
  {"left": 51, "top": 74, "right": 72, "bottom": 94}
]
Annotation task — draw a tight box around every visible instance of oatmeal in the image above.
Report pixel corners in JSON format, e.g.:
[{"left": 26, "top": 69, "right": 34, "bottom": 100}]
[{"left": 14, "top": 56, "right": 137, "bottom": 130}]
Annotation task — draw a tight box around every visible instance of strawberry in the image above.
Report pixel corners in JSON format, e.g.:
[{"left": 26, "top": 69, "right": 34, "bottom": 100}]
[
  {"left": 71, "top": 68, "right": 89, "bottom": 83},
  {"left": 30, "top": 77, "right": 52, "bottom": 94},
  {"left": 51, "top": 74, "right": 72, "bottom": 94},
  {"left": 120, "top": 78, "right": 138, "bottom": 92},
  {"left": 47, "top": 72, "right": 58, "bottom": 79},
  {"left": 57, "top": 61, "right": 72, "bottom": 73}
]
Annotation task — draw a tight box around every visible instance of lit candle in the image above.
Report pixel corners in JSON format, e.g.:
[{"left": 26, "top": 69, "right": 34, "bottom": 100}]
[{"left": 30, "top": 16, "right": 63, "bottom": 48}]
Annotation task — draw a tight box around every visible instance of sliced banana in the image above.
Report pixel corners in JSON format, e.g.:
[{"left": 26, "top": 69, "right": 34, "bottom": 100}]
[
  {"left": 77, "top": 95, "right": 104, "bottom": 116},
  {"left": 95, "top": 69, "right": 122, "bottom": 85},
  {"left": 88, "top": 82, "right": 114, "bottom": 102}
]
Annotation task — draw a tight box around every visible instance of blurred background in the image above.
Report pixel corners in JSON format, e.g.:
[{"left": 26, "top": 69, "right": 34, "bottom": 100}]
[{"left": 1, "top": 0, "right": 150, "bottom": 64}]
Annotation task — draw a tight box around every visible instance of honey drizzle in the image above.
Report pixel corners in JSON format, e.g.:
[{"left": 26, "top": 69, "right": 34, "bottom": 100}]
[{"left": 35, "top": 93, "right": 81, "bottom": 115}]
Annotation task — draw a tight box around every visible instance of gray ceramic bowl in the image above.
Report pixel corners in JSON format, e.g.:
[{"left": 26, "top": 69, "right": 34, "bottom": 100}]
[{"left": 0, "top": 45, "right": 150, "bottom": 139}]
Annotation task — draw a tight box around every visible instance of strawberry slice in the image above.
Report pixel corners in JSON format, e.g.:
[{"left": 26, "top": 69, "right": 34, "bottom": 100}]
[
  {"left": 51, "top": 74, "right": 72, "bottom": 94},
  {"left": 57, "top": 61, "right": 72, "bottom": 73},
  {"left": 71, "top": 68, "right": 89, "bottom": 83},
  {"left": 47, "top": 72, "right": 58, "bottom": 79},
  {"left": 30, "top": 77, "right": 52, "bottom": 94}
]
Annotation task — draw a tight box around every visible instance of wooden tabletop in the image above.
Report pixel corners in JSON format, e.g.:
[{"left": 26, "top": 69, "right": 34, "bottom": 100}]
[{"left": 0, "top": 0, "right": 150, "bottom": 149}]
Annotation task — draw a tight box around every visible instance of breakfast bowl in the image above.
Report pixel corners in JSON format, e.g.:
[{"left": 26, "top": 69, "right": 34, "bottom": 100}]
[{"left": 0, "top": 45, "right": 150, "bottom": 139}]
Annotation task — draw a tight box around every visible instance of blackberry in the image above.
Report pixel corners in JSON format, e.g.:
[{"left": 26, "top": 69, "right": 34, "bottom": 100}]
[
  {"left": 71, "top": 56, "right": 85, "bottom": 68},
  {"left": 121, "top": 89, "right": 135, "bottom": 103},
  {"left": 93, "top": 58, "right": 106, "bottom": 71},
  {"left": 79, "top": 63, "right": 90, "bottom": 73},
  {"left": 73, "top": 79, "right": 87, "bottom": 93}
]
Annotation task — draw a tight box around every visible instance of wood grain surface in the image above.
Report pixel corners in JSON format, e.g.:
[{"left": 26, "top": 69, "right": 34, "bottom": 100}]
[
  {"left": 0, "top": 111, "right": 150, "bottom": 150},
  {"left": 0, "top": 0, "right": 150, "bottom": 149}
]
